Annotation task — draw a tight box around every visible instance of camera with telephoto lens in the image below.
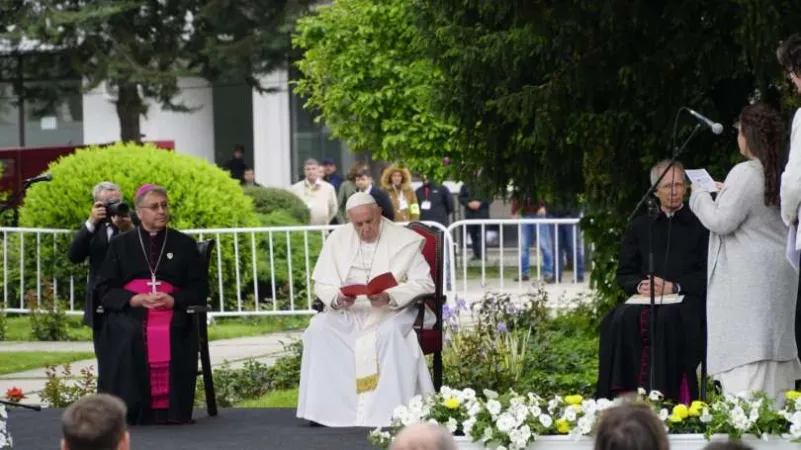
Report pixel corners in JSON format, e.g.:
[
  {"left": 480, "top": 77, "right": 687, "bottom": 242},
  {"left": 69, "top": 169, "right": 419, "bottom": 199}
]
[{"left": 104, "top": 200, "right": 130, "bottom": 221}]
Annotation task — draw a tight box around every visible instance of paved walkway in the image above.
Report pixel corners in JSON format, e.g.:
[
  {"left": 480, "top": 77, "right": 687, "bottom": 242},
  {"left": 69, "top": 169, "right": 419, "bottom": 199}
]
[{"left": 0, "top": 278, "right": 593, "bottom": 406}]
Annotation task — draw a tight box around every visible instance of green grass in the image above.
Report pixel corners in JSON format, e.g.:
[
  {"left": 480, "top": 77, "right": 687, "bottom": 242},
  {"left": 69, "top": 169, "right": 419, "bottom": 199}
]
[
  {"left": 3, "top": 315, "right": 310, "bottom": 342},
  {"left": 235, "top": 388, "right": 298, "bottom": 408},
  {"left": 0, "top": 351, "right": 96, "bottom": 375}
]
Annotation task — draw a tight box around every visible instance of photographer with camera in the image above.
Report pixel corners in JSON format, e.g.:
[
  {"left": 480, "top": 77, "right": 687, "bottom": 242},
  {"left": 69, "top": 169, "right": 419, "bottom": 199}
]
[{"left": 68, "top": 182, "right": 135, "bottom": 349}]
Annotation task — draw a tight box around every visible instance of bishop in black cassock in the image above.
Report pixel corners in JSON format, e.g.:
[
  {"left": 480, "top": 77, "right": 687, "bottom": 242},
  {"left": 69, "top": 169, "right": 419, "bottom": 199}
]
[
  {"left": 94, "top": 184, "right": 208, "bottom": 425},
  {"left": 596, "top": 164, "right": 709, "bottom": 404}
]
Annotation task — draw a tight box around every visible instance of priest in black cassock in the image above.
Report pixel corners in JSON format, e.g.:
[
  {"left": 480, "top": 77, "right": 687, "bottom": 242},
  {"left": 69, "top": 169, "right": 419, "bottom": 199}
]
[
  {"left": 94, "top": 184, "right": 208, "bottom": 425},
  {"left": 596, "top": 161, "right": 709, "bottom": 404}
]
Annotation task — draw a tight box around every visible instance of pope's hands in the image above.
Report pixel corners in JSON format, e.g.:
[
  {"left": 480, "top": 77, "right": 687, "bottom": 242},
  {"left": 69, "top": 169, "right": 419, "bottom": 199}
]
[
  {"left": 335, "top": 293, "right": 356, "bottom": 309},
  {"left": 368, "top": 292, "right": 391, "bottom": 308}
]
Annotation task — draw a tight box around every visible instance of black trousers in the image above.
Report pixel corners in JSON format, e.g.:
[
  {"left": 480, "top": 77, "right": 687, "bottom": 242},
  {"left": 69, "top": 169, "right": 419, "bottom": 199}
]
[{"left": 467, "top": 225, "right": 483, "bottom": 258}]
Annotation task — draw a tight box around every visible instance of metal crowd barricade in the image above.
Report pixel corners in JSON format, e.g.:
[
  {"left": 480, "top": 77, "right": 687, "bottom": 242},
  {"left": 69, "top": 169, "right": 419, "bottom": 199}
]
[{"left": 0, "top": 219, "right": 586, "bottom": 317}]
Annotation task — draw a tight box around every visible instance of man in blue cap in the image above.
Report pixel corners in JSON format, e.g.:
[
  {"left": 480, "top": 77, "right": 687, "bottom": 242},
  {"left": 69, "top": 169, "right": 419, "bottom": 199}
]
[{"left": 322, "top": 158, "right": 343, "bottom": 192}]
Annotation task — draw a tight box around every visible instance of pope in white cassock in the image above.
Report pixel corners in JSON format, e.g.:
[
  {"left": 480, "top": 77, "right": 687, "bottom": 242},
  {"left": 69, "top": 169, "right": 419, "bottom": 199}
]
[{"left": 296, "top": 192, "right": 437, "bottom": 427}]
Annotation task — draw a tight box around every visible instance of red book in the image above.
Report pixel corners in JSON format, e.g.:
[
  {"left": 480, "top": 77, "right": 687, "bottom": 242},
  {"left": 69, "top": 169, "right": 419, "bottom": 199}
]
[{"left": 340, "top": 272, "right": 398, "bottom": 297}]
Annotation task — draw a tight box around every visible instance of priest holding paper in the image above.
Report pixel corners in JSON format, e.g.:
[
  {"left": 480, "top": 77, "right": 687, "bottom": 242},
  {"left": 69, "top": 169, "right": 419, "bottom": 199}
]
[
  {"left": 596, "top": 160, "right": 709, "bottom": 404},
  {"left": 297, "top": 192, "right": 436, "bottom": 428}
]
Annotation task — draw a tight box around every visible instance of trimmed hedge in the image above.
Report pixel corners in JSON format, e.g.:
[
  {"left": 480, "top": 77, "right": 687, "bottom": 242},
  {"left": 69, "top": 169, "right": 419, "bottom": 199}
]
[
  {"left": 14, "top": 143, "right": 260, "bottom": 310},
  {"left": 244, "top": 186, "right": 310, "bottom": 224}
]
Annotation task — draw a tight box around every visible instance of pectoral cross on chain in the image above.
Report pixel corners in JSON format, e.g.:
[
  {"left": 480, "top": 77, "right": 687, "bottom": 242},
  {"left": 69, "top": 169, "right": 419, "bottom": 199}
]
[{"left": 147, "top": 275, "right": 162, "bottom": 294}]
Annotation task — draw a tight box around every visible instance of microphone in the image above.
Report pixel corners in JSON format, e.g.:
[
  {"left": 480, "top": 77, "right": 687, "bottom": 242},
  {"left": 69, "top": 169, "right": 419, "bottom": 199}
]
[
  {"left": 23, "top": 173, "right": 53, "bottom": 185},
  {"left": 686, "top": 108, "right": 724, "bottom": 135}
]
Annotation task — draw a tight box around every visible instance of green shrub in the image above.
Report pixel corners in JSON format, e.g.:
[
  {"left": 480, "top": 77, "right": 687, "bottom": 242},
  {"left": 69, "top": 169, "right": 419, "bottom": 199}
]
[
  {"left": 265, "top": 340, "right": 302, "bottom": 390},
  {"left": 40, "top": 363, "right": 97, "bottom": 407},
  {"left": 253, "top": 211, "right": 323, "bottom": 310},
  {"left": 0, "top": 308, "right": 6, "bottom": 341},
  {"left": 16, "top": 142, "right": 260, "bottom": 311},
  {"left": 27, "top": 281, "right": 69, "bottom": 341},
  {"left": 244, "top": 186, "right": 310, "bottom": 224}
]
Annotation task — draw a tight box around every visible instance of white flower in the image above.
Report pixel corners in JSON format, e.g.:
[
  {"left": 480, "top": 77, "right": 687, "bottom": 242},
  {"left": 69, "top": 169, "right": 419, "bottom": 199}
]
[
  {"left": 496, "top": 413, "right": 517, "bottom": 433},
  {"left": 441, "top": 386, "right": 454, "bottom": 399},
  {"left": 658, "top": 408, "right": 669, "bottom": 421},
  {"left": 408, "top": 395, "right": 424, "bottom": 412},
  {"left": 637, "top": 387, "right": 647, "bottom": 396},
  {"left": 596, "top": 398, "right": 614, "bottom": 410},
  {"left": 528, "top": 405, "right": 542, "bottom": 417},
  {"left": 563, "top": 406, "right": 578, "bottom": 422},
  {"left": 462, "top": 388, "right": 477, "bottom": 402},
  {"left": 463, "top": 417, "right": 477, "bottom": 436},
  {"left": 649, "top": 390, "right": 664, "bottom": 402},
  {"left": 0, "top": 432, "right": 6, "bottom": 449},
  {"left": 0, "top": 406, "right": 6, "bottom": 419},
  {"left": 578, "top": 415, "right": 594, "bottom": 435},
  {"left": 581, "top": 399, "right": 598, "bottom": 415},
  {"left": 468, "top": 402, "right": 482, "bottom": 417},
  {"left": 482, "top": 426, "right": 493, "bottom": 442},
  {"left": 484, "top": 389, "right": 499, "bottom": 400},
  {"left": 700, "top": 409, "right": 713, "bottom": 423},
  {"left": 393, "top": 405, "right": 409, "bottom": 421},
  {"left": 497, "top": 446, "right": 508, "bottom": 450},
  {"left": 539, "top": 414, "right": 553, "bottom": 428},
  {"left": 446, "top": 417, "right": 458, "bottom": 433},
  {"left": 486, "top": 400, "right": 502, "bottom": 416}
]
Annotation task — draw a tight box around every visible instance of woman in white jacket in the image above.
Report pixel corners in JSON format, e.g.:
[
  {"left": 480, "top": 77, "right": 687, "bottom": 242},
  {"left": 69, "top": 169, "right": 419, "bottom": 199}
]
[{"left": 690, "top": 103, "right": 801, "bottom": 403}]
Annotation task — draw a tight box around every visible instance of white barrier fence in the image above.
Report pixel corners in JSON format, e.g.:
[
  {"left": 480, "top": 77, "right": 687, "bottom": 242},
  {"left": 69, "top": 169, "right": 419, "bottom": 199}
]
[{"left": 0, "top": 218, "right": 585, "bottom": 317}]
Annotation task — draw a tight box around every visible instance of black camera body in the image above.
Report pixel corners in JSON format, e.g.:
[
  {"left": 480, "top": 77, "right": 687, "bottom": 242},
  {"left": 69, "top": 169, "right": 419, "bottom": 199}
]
[{"left": 104, "top": 200, "right": 130, "bottom": 220}]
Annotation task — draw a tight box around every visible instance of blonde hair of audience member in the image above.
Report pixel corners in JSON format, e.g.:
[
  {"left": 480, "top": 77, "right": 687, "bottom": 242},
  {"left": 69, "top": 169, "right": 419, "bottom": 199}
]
[
  {"left": 593, "top": 404, "right": 668, "bottom": 450},
  {"left": 390, "top": 423, "right": 458, "bottom": 450},
  {"left": 61, "top": 394, "right": 129, "bottom": 450}
]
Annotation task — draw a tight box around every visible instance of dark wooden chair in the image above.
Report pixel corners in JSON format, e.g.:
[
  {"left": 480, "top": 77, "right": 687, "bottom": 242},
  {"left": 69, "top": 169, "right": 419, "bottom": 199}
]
[
  {"left": 187, "top": 239, "right": 217, "bottom": 416},
  {"left": 311, "top": 222, "right": 445, "bottom": 390}
]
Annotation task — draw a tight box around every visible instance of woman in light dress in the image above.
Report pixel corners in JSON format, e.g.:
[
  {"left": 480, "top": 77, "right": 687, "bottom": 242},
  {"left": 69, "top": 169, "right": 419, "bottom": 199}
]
[{"left": 690, "top": 102, "right": 801, "bottom": 403}]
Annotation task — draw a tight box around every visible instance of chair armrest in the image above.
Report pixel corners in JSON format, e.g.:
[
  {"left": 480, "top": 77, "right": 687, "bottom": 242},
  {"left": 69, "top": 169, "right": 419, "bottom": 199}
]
[
  {"left": 410, "top": 293, "right": 435, "bottom": 330},
  {"left": 187, "top": 305, "right": 209, "bottom": 314}
]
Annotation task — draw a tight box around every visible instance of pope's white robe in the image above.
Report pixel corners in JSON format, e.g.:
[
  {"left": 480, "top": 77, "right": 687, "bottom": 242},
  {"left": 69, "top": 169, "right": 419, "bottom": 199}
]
[{"left": 296, "top": 218, "right": 436, "bottom": 427}]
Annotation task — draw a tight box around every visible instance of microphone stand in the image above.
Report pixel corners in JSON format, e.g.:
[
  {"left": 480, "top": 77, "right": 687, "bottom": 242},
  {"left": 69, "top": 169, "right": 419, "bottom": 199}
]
[
  {"left": 0, "top": 398, "right": 42, "bottom": 411},
  {"left": 627, "top": 122, "right": 702, "bottom": 393},
  {"left": 0, "top": 179, "right": 38, "bottom": 227}
]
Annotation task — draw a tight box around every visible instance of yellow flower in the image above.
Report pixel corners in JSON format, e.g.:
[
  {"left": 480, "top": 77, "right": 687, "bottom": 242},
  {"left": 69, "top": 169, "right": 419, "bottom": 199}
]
[
  {"left": 556, "top": 418, "right": 571, "bottom": 434},
  {"left": 443, "top": 397, "right": 460, "bottom": 409},
  {"left": 668, "top": 413, "right": 684, "bottom": 423},
  {"left": 564, "top": 395, "right": 583, "bottom": 406},
  {"left": 786, "top": 391, "right": 801, "bottom": 401},
  {"left": 688, "top": 401, "right": 706, "bottom": 417},
  {"left": 672, "top": 404, "right": 689, "bottom": 420}
]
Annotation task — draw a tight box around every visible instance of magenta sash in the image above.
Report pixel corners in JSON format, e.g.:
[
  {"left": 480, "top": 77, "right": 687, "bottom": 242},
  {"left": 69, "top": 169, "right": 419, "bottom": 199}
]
[{"left": 125, "top": 279, "right": 179, "bottom": 409}]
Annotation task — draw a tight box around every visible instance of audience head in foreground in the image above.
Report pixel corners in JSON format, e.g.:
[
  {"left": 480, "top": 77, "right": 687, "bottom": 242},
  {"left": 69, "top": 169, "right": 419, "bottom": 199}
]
[
  {"left": 61, "top": 394, "right": 129, "bottom": 450},
  {"left": 594, "top": 404, "right": 668, "bottom": 450},
  {"left": 390, "top": 423, "right": 458, "bottom": 450}
]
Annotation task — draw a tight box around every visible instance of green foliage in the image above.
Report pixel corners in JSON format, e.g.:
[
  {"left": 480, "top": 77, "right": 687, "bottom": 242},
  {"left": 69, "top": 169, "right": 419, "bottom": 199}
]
[
  {"left": 27, "top": 281, "right": 69, "bottom": 342},
  {"left": 18, "top": 142, "right": 260, "bottom": 311},
  {"left": 196, "top": 340, "right": 302, "bottom": 408},
  {"left": 40, "top": 363, "right": 97, "bottom": 408},
  {"left": 244, "top": 186, "right": 310, "bottom": 224},
  {"left": 2, "top": 0, "right": 312, "bottom": 141},
  {"left": 254, "top": 211, "right": 323, "bottom": 310},
  {"left": 292, "top": 0, "right": 457, "bottom": 180},
  {"left": 0, "top": 308, "right": 6, "bottom": 341}
]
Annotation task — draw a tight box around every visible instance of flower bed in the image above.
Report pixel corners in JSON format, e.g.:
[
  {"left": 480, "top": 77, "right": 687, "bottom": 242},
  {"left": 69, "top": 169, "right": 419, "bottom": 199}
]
[
  {"left": 369, "top": 387, "right": 801, "bottom": 449},
  {"left": 0, "top": 405, "right": 11, "bottom": 450}
]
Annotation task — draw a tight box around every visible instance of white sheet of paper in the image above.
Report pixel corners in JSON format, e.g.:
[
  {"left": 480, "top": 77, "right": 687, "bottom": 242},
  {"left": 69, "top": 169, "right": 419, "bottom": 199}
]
[
  {"left": 625, "top": 294, "right": 684, "bottom": 305},
  {"left": 685, "top": 169, "right": 718, "bottom": 192}
]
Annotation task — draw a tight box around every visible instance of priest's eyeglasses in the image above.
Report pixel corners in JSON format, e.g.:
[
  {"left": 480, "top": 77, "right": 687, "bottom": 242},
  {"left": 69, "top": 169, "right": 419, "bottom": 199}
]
[{"left": 141, "top": 201, "right": 170, "bottom": 212}]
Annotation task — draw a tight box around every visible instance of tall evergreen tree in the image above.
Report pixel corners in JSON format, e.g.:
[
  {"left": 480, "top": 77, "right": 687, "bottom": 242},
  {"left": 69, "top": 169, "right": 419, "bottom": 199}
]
[{"left": 2, "top": 0, "right": 311, "bottom": 142}]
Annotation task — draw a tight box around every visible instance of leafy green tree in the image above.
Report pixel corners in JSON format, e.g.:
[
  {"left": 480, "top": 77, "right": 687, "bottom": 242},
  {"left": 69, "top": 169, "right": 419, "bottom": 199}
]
[
  {"left": 292, "top": 0, "right": 456, "bottom": 179},
  {"left": 2, "top": 0, "right": 311, "bottom": 142},
  {"left": 414, "top": 0, "right": 801, "bottom": 308}
]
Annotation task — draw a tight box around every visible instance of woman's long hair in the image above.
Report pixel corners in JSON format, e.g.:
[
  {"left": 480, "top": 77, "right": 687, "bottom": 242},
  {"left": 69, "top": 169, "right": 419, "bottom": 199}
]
[{"left": 739, "top": 102, "right": 785, "bottom": 206}]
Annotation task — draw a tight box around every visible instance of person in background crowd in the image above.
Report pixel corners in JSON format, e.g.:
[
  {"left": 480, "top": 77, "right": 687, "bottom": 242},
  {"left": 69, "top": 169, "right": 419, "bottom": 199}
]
[
  {"left": 415, "top": 175, "right": 453, "bottom": 227},
  {"left": 777, "top": 33, "right": 801, "bottom": 389},
  {"left": 322, "top": 158, "right": 343, "bottom": 192},
  {"left": 61, "top": 394, "right": 130, "bottom": 450},
  {"left": 691, "top": 103, "right": 800, "bottom": 404},
  {"left": 593, "top": 404, "right": 669, "bottom": 450},
  {"left": 381, "top": 164, "right": 420, "bottom": 222},
  {"left": 338, "top": 162, "right": 368, "bottom": 223},
  {"left": 552, "top": 200, "right": 585, "bottom": 282},
  {"left": 355, "top": 169, "right": 395, "bottom": 221},
  {"left": 511, "top": 196, "right": 556, "bottom": 283},
  {"left": 68, "top": 182, "right": 135, "bottom": 356},
  {"left": 289, "top": 159, "right": 338, "bottom": 226},
  {"left": 458, "top": 182, "right": 492, "bottom": 261},
  {"left": 241, "top": 168, "right": 261, "bottom": 187},
  {"left": 222, "top": 144, "right": 247, "bottom": 183}
]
